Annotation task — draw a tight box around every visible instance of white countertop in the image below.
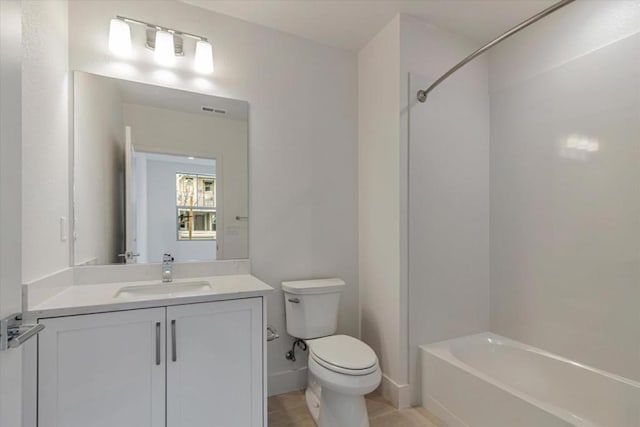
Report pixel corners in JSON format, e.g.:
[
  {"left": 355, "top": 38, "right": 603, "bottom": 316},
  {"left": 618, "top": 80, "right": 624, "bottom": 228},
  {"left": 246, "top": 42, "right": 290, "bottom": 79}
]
[{"left": 27, "top": 274, "right": 273, "bottom": 318}]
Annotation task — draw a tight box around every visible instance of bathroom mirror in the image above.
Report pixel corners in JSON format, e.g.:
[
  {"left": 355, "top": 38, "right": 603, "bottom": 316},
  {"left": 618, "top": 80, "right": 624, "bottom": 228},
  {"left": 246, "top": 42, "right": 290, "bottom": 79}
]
[{"left": 73, "top": 71, "right": 248, "bottom": 265}]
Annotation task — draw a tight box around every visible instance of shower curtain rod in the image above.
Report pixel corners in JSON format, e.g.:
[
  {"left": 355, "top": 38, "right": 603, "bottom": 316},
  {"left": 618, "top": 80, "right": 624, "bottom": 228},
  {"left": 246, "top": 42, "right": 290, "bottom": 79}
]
[{"left": 417, "top": 0, "right": 576, "bottom": 103}]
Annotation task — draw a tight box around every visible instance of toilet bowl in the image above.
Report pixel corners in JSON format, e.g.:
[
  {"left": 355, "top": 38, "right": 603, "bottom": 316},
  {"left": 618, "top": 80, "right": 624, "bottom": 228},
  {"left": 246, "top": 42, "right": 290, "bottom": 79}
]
[
  {"left": 306, "top": 335, "right": 381, "bottom": 427},
  {"left": 282, "top": 278, "right": 382, "bottom": 427}
]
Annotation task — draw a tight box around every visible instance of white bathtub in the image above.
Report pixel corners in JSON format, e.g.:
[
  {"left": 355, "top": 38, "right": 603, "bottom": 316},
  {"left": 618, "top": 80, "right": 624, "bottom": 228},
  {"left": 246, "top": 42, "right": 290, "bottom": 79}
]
[{"left": 421, "top": 333, "right": 640, "bottom": 427}]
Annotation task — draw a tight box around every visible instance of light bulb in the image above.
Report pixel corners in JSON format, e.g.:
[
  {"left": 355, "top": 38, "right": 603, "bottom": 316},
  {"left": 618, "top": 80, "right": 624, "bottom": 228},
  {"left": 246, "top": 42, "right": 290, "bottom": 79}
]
[
  {"left": 108, "top": 18, "right": 132, "bottom": 57},
  {"left": 194, "top": 40, "right": 214, "bottom": 74},
  {"left": 154, "top": 30, "right": 175, "bottom": 66}
]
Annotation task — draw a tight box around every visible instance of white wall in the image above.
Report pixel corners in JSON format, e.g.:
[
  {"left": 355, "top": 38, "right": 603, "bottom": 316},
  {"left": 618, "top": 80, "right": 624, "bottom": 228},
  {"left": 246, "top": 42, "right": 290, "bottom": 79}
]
[
  {"left": 123, "top": 103, "right": 248, "bottom": 259},
  {"left": 0, "top": 1, "right": 23, "bottom": 425},
  {"left": 403, "top": 14, "right": 490, "bottom": 405},
  {"left": 489, "top": 0, "right": 640, "bottom": 381},
  {"left": 358, "top": 14, "right": 490, "bottom": 407},
  {"left": 67, "top": 0, "right": 358, "bottom": 395},
  {"left": 144, "top": 157, "right": 217, "bottom": 263},
  {"left": 358, "top": 16, "right": 406, "bottom": 406},
  {"left": 21, "top": 0, "right": 69, "bottom": 283},
  {"left": 74, "top": 71, "right": 125, "bottom": 265}
]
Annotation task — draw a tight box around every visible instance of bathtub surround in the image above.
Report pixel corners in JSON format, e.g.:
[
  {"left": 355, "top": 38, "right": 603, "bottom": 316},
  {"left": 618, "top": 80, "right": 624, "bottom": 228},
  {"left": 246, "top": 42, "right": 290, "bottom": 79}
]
[
  {"left": 404, "top": 1, "right": 640, "bottom": 415},
  {"left": 489, "top": 0, "right": 640, "bottom": 382}
]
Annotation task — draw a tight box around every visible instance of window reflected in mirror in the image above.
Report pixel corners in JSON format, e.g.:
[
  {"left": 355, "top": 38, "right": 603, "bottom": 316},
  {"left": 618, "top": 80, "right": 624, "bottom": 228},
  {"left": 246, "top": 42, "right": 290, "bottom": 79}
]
[{"left": 176, "top": 173, "right": 217, "bottom": 241}]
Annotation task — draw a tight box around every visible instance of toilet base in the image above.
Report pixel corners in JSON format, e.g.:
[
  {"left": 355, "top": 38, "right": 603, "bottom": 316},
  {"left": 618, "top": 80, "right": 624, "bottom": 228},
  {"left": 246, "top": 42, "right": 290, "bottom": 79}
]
[
  {"left": 305, "top": 386, "right": 321, "bottom": 424},
  {"left": 317, "top": 387, "right": 369, "bottom": 427}
]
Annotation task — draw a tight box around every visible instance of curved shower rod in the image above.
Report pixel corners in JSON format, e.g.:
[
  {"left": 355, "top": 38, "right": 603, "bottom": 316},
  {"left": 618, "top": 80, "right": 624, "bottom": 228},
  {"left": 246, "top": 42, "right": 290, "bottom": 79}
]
[{"left": 417, "top": 0, "right": 576, "bottom": 103}]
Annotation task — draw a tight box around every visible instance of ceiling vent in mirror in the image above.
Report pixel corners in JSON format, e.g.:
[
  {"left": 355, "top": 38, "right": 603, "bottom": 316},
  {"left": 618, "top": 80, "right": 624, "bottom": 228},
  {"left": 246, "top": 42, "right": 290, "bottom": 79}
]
[{"left": 202, "top": 106, "right": 227, "bottom": 115}]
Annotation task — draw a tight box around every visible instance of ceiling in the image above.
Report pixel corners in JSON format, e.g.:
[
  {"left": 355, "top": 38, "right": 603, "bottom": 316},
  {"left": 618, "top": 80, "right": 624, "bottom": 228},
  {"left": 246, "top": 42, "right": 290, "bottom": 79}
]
[{"left": 180, "top": 0, "right": 557, "bottom": 51}]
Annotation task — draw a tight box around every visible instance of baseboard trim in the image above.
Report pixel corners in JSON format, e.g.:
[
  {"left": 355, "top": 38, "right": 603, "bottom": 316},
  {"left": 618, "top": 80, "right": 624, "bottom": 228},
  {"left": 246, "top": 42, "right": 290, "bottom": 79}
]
[
  {"left": 380, "top": 374, "right": 411, "bottom": 409},
  {"left": 269, "top": 368, "right": 412, "bottom": 409},
  {"left": 268, "top": 367, "right": 308, "bottom": 396}
]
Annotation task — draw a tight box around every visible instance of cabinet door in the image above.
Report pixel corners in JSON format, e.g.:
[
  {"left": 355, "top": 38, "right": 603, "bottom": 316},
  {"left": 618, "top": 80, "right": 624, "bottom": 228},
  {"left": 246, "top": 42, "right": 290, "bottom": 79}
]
[
  {"left": 167, "top": 298, "right": 263, "bottom": 427},
  {"left": 38, "top": 308, "right": 166, "bottom": 427}
]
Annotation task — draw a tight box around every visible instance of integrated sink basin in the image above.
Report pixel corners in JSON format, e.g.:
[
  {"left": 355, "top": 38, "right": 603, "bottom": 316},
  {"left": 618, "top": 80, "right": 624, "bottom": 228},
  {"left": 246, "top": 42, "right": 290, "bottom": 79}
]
[{"left": 113, "top": 280, "right": 212, "bottom": 298}]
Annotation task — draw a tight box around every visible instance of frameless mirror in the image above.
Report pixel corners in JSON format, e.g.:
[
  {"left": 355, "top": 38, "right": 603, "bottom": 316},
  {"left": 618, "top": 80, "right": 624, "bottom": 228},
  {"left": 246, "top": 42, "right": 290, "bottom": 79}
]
[{"left": 73, "top": 71, "right": 248, "bottom": 265}]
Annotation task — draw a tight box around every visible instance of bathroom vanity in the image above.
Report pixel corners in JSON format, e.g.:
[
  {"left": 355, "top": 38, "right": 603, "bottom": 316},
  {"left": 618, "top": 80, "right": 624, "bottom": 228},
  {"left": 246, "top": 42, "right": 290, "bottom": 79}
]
[
  {"left": 17, "top": 70, "right": 267, "bottom": 427},
  {"left": 23, "top": 268, "right": 271, "bottom": 427},
  {"left": 18, "top": 71, "right": 268, "bottom": 427}
]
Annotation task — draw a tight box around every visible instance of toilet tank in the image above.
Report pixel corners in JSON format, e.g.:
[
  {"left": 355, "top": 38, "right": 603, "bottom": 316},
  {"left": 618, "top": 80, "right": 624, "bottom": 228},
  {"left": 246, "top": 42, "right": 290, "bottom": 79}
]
[{"left": 282, "top": 278, "right": 345, "bottom": 339}]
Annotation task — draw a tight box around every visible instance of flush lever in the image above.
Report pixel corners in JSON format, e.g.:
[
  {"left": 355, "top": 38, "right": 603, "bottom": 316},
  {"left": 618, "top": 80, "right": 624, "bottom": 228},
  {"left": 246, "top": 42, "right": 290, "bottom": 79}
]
[{"left": 287, "top": 298, "right": 300, "bottom": 304}]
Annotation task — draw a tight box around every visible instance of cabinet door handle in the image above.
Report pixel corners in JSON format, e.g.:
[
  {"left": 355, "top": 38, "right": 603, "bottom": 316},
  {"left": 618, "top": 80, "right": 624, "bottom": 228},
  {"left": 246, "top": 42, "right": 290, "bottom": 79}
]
[
  {"left": 155, "top": 322, "right": 161, "bottom": 365},
  {"left": 171, "top": 319, "right": 177, "bottom": 362}
]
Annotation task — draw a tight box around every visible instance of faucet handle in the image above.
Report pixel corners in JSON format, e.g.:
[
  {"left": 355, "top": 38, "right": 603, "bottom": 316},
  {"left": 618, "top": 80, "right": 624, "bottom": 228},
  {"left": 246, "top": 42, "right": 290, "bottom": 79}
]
[{"left": 163, "top": 253, "right": 174, "bottom": 262}]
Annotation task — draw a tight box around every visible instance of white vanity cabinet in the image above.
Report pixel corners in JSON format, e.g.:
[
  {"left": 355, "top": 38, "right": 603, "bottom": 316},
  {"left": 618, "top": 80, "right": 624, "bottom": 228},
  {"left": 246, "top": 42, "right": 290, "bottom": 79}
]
[
  {"left": 166, "top": 298, "right": 263, "bottom": 426},
  {"left": 38, "top": 308, "right": 167, "bottom": 427},
  {"left": 37, "top": 297, "right": 264, "bottom": 427}
]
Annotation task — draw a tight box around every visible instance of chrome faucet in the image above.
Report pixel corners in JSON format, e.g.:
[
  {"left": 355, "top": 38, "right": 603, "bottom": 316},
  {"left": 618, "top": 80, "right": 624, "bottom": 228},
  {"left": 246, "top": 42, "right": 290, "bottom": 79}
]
[{"left": 162, "top": 253, "right": 174, "bottom": 283}]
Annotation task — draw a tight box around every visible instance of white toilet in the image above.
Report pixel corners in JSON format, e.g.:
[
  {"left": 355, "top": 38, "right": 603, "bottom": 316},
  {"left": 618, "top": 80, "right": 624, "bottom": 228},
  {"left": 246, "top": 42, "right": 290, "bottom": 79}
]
[{"left": 282, "top": 278, "right": 381, "bottom": 427}]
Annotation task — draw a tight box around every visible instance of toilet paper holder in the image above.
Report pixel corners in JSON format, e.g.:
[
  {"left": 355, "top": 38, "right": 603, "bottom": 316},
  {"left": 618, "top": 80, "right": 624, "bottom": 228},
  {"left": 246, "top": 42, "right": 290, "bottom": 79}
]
[{"left": 266, "top": 325, "right": 279, "bottom": 342}]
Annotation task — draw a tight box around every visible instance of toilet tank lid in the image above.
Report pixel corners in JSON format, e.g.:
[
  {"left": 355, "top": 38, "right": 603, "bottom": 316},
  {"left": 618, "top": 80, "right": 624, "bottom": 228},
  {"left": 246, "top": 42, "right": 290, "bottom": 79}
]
[{"left": 281, "top": 278, "right": 345, "bottom": 295}]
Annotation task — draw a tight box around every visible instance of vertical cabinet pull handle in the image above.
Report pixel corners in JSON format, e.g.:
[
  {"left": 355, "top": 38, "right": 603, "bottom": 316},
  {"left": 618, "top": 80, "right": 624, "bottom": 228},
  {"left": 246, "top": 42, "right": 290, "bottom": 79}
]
[
  {"left": 155, "top": 322, "right": 161, "bottom": 365},
  {"left": 171, "top": 319, "right": 177, "bottom": 362}
]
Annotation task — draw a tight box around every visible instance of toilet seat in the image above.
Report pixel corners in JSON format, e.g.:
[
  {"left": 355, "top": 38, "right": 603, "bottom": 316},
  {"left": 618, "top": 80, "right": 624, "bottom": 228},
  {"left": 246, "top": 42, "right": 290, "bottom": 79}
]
[{"left": 308, "top": 335, "right": 378, "bottom": 376}]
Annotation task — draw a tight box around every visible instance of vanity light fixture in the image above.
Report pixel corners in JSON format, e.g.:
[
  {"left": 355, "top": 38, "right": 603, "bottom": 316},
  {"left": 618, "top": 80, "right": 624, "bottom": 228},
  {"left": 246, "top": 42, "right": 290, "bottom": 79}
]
[
  {"left": 108, "top": 18, "right": 132, "bottom": 57},
  {"left": 108, "top": 16, "right": 214, "bottom": 74},
  {"left": 195, "top": 40, "right": 214, "bottom": 74},
  {"left": 154, "top": 30, "right": 175, "bottom": 66}
]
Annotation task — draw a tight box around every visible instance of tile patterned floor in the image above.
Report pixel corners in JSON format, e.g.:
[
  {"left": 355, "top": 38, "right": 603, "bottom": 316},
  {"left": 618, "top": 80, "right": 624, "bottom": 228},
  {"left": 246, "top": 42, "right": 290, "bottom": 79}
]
[{"left": 268, "top": 390, "right": 446, "bottom": 427}]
